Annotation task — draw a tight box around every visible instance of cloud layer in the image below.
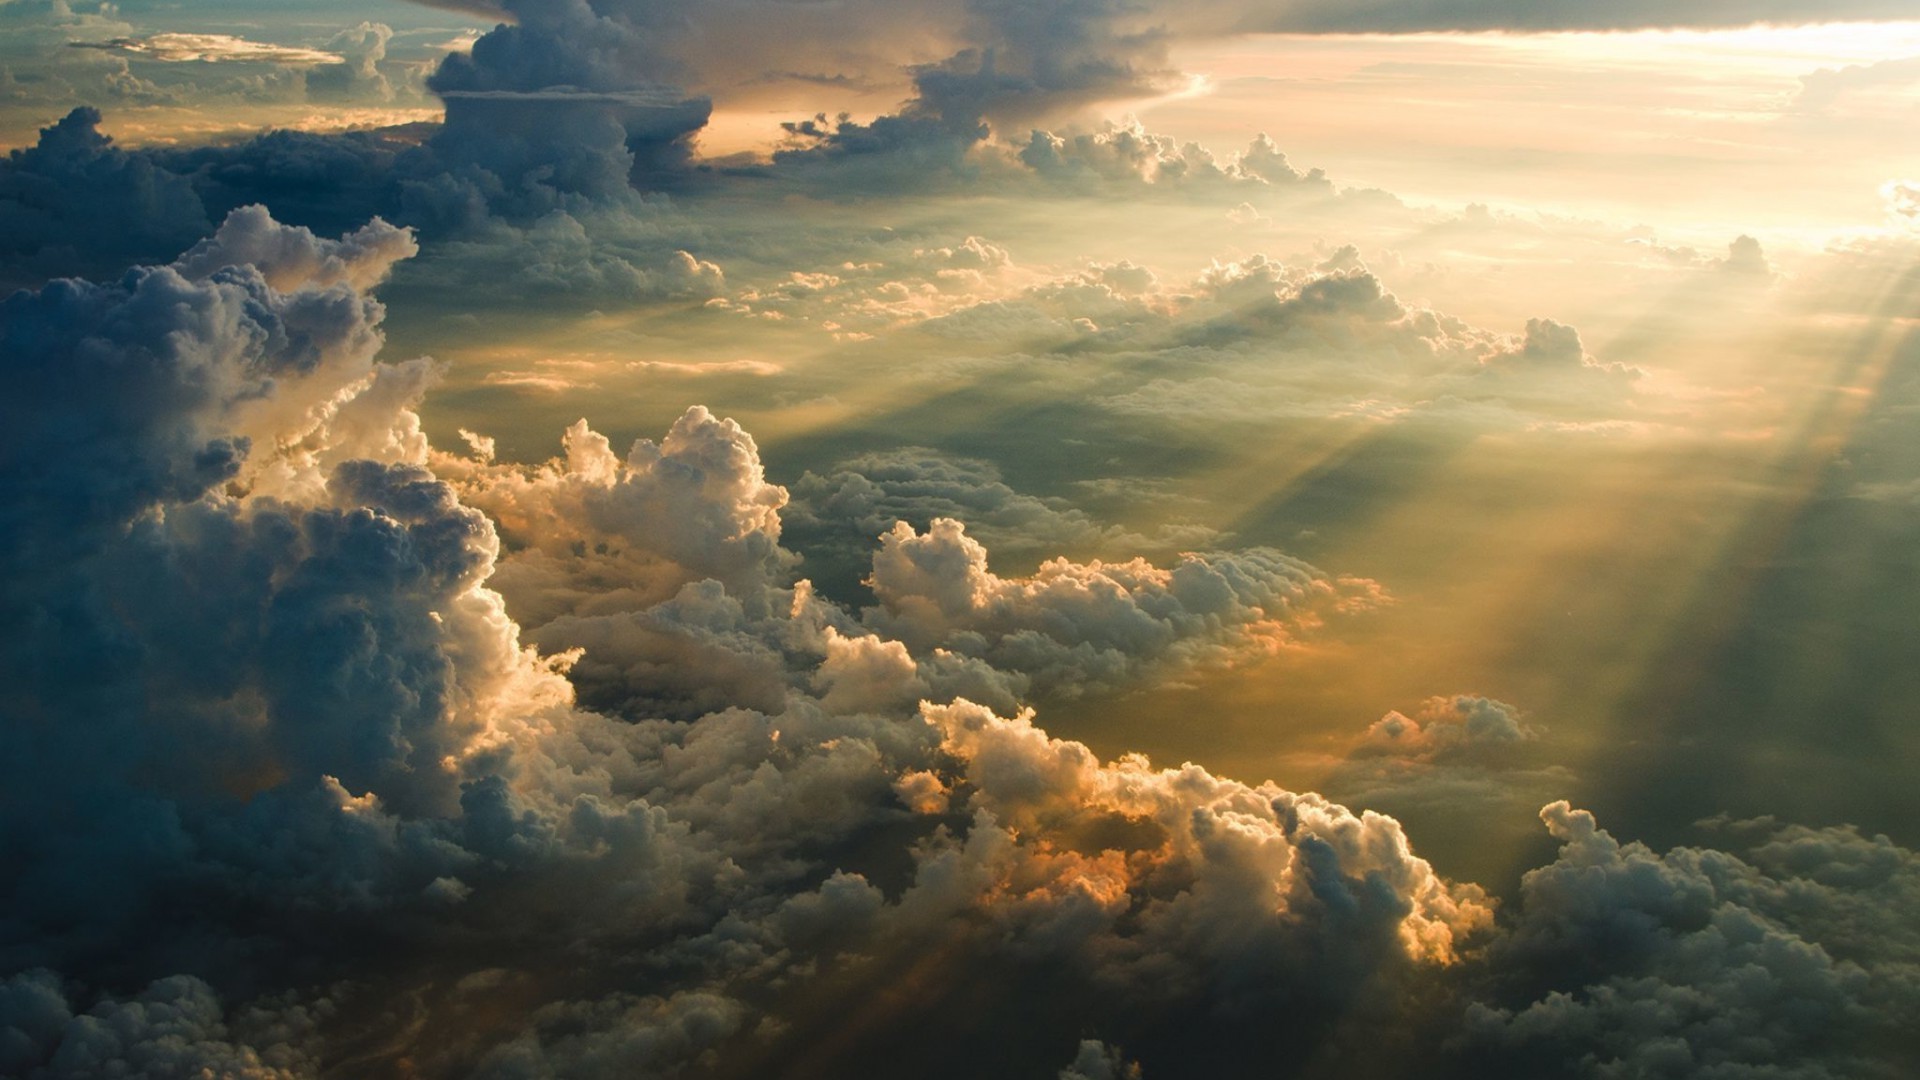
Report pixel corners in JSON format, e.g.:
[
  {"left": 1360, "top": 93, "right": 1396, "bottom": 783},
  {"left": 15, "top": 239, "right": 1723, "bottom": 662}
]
[
  {"left": 2, "top": 2, "right": 1918, "bottom": 1076},
  {"left": 1, "top": 215, "right": 1915, "bottom": 1078}
]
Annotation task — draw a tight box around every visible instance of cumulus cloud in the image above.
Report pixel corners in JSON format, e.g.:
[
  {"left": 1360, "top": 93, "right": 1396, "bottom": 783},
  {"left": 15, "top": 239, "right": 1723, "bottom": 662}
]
[
  {"left": 449, "top": 406, "right": 794, "bottom": 611},
  {"left": 913, "top": 697, "right": 1494, "bottom": 980},
  {"left": 1462, "top": 803, "right": 1920, "bottom": 1079},
  {"left": 0, "top": 107, "right": 210, "bottom": 286},
  {"left": 421, "top": 0, "right": 716, "bottom": 196},
  {"left": 1020, "top": 122, "right": 1332, "bottom": 193},
  {"left": 0, "top": 972, "right": 327, "bottom": 1079},
  {"left": 1059, "top": 1040, "right": 1142, "bottom": 1080},
  {"left": 863, "top": 517, "right": 1381, "bottom": 701},
  {"left": 172, "top": 202, "right": 418, "bottom": 292},
  {"left": 304, "top": 23, "right": 399, "bottom": 103},
  {"left": 1358, "top": 695, "right": 1537, "bottom": 764},
  {"left": 1474, "top": 317, "right": 1641, "bottom": 407},
  {"left": 0, "top": 209, "right": 543, "bottom": 990},
  {"left": 1717, "top": 234, "right": 1773, "bottom": 277}
]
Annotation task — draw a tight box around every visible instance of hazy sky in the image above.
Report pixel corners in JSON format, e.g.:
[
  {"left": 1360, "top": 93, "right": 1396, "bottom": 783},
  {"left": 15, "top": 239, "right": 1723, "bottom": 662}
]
[{"left": 3, "top": 1, "right": 1919, "bottom": 1078}]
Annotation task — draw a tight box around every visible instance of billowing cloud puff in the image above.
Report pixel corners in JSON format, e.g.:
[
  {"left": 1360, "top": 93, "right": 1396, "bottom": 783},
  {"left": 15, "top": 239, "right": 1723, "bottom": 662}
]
[
  {"left": 920, "top": 698, "right": 1492, "bottom": 965},
  {"left": 864, "top": 517, "right": 1378, "bottom": 699},
  {"left": 0, "top": 971, "right": 326, "bottom": 1079},
  {"left": 1719, "top": 233, "right": 1772, "bottom": 276},
  {"left": 0, "top": 209, "right": 552, "bottom": 989},
  {"left": 431, "top": 407, "right": 808, "bottom": 719},
  {"left": 1359, "top": 695, "right": 1536, "bottom": 764},
  {"left": 1020, "top": 123, "right": 1332, "bottom": 193},
  {"left": 1463, "top": 804, "right": 1920, "bottom": 1079},
  {"left": 0, "top": 203, "right": 418, "bottom": 560},
  {"left": 172, "top": 203, "right": 419, "bottom": 292},
  {"left": 1476, "top": 318, "right": 1640, "bottom": 404},
  {"left": 423, "top": 0, "right": 716, "bottom": 195},
  {"left": 1059, "top": 1040, "right": 1142, "bottom": 1080},
  {"left": 304, "top": 23, "right": 399, "bottom": 103},
  {"left": 449, "top": 406, "right": 794, "bottom": 616}
]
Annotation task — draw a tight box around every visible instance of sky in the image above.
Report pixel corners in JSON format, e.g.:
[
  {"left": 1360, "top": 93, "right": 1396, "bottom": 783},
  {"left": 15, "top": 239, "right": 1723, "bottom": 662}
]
[{"left": 2, "top": 1, "right": 1919, "bottom": 1077}]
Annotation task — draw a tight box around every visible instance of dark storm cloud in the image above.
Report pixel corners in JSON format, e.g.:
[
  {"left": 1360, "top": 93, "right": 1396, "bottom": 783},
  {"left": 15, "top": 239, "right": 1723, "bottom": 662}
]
[
  {"left": 0, "top": 100, "right": 726, "bottom": 300},
  {"left": 0, "top": 107, "right": 210, "bottom": 287}
]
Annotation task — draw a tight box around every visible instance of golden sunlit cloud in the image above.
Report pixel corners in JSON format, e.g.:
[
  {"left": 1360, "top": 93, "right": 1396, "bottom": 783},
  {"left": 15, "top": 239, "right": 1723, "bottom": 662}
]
[{"left": 72, "top": 32, "right": 344, "bottom": 65}]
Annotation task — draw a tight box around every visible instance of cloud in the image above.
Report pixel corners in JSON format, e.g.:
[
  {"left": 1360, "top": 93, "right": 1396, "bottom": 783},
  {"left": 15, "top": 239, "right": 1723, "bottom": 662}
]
[
  {"left": 915, "top": 697, "right": 1493, "bottom": 976},
  {"left": 0, "top": 209, "right": 540, "bottom": 987},
  {"left": 0, "top": 972, "right": 326, "bottom": 1079},
  {"left": 785, "top": 446, "right": 1218, "bottom": 576},
  {"left": 1019, "top": 123, "right": 1332, "bottom": 193},
  {"left": 1358, "top": 695, "right": 1537, "bottom": 764},
  {"left": 1886, "top": 180, "right": 1920, "bottom": 225},
  {"left": 0, "top": 107, "right": 210, "bottom": 286},
  {"left": 1718, "top": 234, "right": 1773, "bottom": 276},
  {"left": 421, "top": 0, "right": 715, "bottom": 195},
  {"left": 1475, "top": 317, "right": 1641, "bottom": 405},
  {"left": 1059, "top": 1041, "right": 1142, "bottom": 1080},
  {"left": 470, "top": 990, "right": 747, "bottom": 1079},
  {"left": 863, "top": 517, "right": 1381, "bottom": 700},
  {"left": 1796, "top": 54, "right": 1920, "bottom": 113},
  {"left": 1462, "top": 803, "right": 1920, "bottom": 1078},
  {"left": 0, "top": 110, "right": 726, "bottom": 301},
  {"left": 713, "top": 234, "right": 1019, "bottom": 331},
  {"left": 392, "top": 0, "right": 1920, "bottom": 122},
  {"left": 172, "top": 202, "right": 418, "bottom": 292},
  {"left": 380, "top": 0, "right": 1920, "bottom": 204},
  {"left": 449, "top": 407, "right": 794, "bottom": 612},
  {"left": 305, "top": 23, "right": 398, "bottom": 103},
  {"left": 71, "top": 33, "right": 344, "bottom": 66}
]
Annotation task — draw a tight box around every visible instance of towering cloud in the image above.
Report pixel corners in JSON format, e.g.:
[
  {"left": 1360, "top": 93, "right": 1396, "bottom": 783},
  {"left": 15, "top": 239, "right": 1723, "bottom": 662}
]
[
  {"left": 425, "top": 1, "right": 713, "bottom": 196},
  {"left": 0, "top": 107, "right": 210, "bottom": 286}
]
